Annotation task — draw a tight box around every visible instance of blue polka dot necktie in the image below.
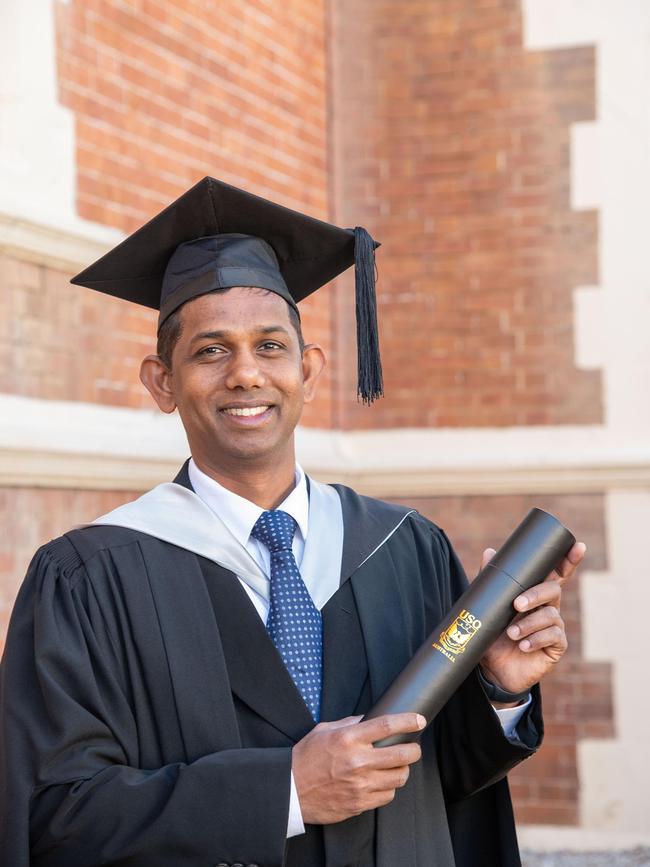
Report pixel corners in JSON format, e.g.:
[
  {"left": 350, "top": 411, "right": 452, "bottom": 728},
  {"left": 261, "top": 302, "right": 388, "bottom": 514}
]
[{"left": 251, "top": 509, "right": 322, "bottom": 722}]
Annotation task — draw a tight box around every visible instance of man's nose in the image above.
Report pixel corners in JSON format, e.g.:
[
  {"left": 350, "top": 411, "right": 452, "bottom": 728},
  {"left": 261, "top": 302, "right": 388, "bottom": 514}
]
[{"left": 224, "top": 349, "right": 267, "bottom": 389}]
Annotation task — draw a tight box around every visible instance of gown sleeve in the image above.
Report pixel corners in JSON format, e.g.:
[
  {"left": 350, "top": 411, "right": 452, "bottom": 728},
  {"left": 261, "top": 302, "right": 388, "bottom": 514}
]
[
  {"left": 424, "top": 525, "right": 543, "bottom": 803},
  {"left": 0, "top": 539, "right": 292, "bottom": 867}
]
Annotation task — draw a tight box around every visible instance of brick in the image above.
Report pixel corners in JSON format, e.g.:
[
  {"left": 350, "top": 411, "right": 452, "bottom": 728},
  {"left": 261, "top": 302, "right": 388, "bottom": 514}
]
[
  {"left": 52, "top": 0, "right": 331, "bottom": 421},
  {"left": 0, "top": 488, "right": 143, "bottom": 655},
  {"left": 330, "top": 0, "right": 600, "bottom": 430}
]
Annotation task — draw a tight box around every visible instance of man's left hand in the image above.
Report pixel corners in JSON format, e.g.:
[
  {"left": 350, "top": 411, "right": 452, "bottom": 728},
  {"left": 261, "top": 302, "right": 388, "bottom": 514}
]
[{"left": 479, "top": 541, "right": 586, "bottom": 696}]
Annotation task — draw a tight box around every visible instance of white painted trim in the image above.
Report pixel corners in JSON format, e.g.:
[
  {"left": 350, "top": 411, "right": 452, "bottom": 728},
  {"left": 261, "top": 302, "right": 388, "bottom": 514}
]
[
  {"left": 0, "top": 449, "right": 184, "bottom": 493},
  {"left": 573, "top": 286, "right": 605, "bottom": 371},
  {"left": 523, "top": 0, "right": 650, "bottom": 838},
  {"left": 571, "top": 122, "right": 600, "bottom": 212},
  {"left": 1, "top": 394, "right": 649, "bottom": 494},
  {"left": 0, "top": 395, "right": 188, "bottom": 460},
  {"left": 521, "top": 0, "right": 599, "bottom": 50},
  {"left": 0, "top": 0, "right": 121, "bottom": 239},
  {"left": 0, "top": 212, "right": 122, "bottom": 273},
  {"left": 577, "top": 491, "right": 650, "bottom": 832},
  {"left": 519, "top": 824, "right": 650, "bottom": 852},
  {"left": 0, "top": 395, "right": 188, "bottom": 491},
  {"left": 523, "top": 0, "right": 650, "bottom": 440}
]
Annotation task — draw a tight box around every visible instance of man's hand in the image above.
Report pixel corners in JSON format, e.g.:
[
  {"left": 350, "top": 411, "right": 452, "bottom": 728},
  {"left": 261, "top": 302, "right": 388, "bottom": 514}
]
[
  {"left": 479, "top": 541, "right": 587, "bottom": 696},
  {"left": 292, "top": 713, "right": 425, "bottom": 825}
]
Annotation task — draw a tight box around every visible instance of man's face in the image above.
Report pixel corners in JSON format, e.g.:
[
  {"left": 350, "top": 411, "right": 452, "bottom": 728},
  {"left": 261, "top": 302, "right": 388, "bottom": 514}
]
[{"left": 143, "top": 287, "right": 324, "bottom": 473}]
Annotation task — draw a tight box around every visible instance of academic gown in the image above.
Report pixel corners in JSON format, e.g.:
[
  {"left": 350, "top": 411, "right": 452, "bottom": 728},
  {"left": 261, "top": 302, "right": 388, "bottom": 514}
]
[{"left": 0, "top": 468, "right": 542, "bottom": 867}]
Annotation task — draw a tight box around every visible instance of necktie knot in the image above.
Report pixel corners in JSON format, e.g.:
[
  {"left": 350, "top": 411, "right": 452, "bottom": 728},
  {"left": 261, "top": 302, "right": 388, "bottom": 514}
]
[{"left": 251, "top": 509, "right": 297, "bottom": 554}]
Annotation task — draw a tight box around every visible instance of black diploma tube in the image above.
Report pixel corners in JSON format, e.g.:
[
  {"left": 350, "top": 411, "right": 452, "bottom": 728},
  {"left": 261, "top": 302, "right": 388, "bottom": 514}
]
[{"left": 364, "top": 508, "right": 576, "bottom": 747}]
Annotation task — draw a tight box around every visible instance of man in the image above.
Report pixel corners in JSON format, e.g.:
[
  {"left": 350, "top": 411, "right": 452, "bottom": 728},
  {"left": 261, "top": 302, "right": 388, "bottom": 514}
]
[{"left": 0, "top": 177, "right": 585, "bottom": 866}]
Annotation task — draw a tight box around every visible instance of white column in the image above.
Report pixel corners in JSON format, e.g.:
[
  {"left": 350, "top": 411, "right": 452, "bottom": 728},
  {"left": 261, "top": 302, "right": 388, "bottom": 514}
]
[
  {"left": 0, "top": 0, "right": 118, "bottom": 242},
  {"left": 523, "top": 0, "right": 650, "bottom": 839}
]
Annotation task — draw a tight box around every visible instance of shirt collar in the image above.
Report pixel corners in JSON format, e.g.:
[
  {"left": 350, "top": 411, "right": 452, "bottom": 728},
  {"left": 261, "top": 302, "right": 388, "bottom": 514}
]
[{"left": 187, "top": 458, "right": 309, "bottom": 547}]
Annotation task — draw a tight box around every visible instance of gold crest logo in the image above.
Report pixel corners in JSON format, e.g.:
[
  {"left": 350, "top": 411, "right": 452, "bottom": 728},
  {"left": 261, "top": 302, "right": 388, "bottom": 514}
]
[{"left": 437, "top": 609, "right": 482, "bottom": 656}]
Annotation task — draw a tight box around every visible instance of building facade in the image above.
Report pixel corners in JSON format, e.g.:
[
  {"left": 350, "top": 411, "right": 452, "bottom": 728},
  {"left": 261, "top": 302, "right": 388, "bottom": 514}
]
[{"left": 1, "top": 0, "right": 649, "bottom": 851}]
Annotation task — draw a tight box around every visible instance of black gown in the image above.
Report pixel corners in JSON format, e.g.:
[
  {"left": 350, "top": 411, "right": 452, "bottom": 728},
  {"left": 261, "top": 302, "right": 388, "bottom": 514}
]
[{"left": 0, "top": 473, "right": 542, "bottom": 866}]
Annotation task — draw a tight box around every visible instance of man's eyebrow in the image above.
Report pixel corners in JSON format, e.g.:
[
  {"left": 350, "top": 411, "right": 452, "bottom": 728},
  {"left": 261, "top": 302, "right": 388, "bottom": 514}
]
[
  {"left": 259, "top": 325, "right": 291, "bottom": 336},
  {"left": 189, "top": 325, "right": 291, "bottom": 343}
]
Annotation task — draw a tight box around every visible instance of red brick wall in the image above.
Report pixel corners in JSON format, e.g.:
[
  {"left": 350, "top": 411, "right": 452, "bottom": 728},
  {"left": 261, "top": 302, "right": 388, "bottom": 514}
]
[
  {"left": 389, "top": 491, "right": 611, "bottom": 826},
  {"left": 0, "top": 487, "right": 140, "bottom": 654},
  {"left": 0, "top": 254, "right": 156, "bottom": 406},
  {"left": 56, "top": 0, "right": 328, "bottom": 229},
  {"left": 45, "top": 0, "right": 603, "bottom": 432},
  {"left": 0, "top": 247, "right": 336, "bottom": 414},
  {"left": 52, "top": 0, "right": 333, "bottom": 425},
  {"left": 330, "top": 0, "right": 602, "bottom": 429}
]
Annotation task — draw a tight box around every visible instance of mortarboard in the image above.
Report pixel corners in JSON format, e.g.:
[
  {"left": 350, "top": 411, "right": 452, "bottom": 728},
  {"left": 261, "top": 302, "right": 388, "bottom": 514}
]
[{"left": 71, "top": 176, "right": 383, "bottom": 403}]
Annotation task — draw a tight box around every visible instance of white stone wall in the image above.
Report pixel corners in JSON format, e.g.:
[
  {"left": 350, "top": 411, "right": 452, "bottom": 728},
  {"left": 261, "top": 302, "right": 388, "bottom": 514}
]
[
  {"left": 0, "top": 0, "right": 120, "bottom": 241},
  {"left": 522, "top": 0, "right": 650, "bottom": 846}
]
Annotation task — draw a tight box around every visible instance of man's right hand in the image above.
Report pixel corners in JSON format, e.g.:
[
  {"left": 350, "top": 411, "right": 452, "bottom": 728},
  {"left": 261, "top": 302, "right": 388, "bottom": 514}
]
[{"left": 291, "top": 713, "right": 425, "bottom": 825}]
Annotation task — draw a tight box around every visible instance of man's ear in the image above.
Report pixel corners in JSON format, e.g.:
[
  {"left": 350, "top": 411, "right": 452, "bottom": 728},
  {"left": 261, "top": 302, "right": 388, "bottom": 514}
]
[
  {"left": 140, "top": 355, "right": 177, "bottom": 414},
  {"left": 301, "top": 343, "right": 326, "bottom": 404}
]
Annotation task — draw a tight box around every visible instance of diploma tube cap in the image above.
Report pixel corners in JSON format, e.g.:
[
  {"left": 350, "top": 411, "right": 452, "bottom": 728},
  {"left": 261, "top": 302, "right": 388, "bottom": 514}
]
[
  {"left": 70, "top": 177, "right": 383, "bottom": 403},
  {"left": 487, "top": 508, "right": 576, "bottom": 592}
]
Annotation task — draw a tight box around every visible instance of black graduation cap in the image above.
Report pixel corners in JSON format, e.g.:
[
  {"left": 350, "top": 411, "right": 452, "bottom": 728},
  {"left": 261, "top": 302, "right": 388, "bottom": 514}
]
[{"left": 71, "top": 176, "right": 383, "bottom": 403}]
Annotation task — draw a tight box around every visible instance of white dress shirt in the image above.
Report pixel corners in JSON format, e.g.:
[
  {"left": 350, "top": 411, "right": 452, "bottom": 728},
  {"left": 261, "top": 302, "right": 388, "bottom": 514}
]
[
  {"left": 188, "top": 460, "right": 314, "bottom": 618},
  {"left": 187, "top": 459, "right": 530, "bottom": 838}
]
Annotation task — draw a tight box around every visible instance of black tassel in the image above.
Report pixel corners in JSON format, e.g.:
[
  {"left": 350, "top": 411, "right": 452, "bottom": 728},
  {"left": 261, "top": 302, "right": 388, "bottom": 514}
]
[{"left": 353, "top": 226, "right": 383, "bottom": 404}]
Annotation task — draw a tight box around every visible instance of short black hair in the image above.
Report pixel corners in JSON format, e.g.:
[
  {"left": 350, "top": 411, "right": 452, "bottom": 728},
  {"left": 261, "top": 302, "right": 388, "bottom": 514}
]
[{"left": 156, "top": 287, "right": 305, "bottom": 368}]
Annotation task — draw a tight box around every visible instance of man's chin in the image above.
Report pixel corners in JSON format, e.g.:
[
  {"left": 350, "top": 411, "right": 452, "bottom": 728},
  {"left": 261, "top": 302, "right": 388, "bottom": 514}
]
[{"left": 203, "top": 434, "right": 294, "bottom": 466}]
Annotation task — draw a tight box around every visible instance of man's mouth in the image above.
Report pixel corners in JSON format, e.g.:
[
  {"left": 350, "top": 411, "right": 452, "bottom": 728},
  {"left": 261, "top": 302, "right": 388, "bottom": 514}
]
[{"left": 221, "top": 405, "right": 271, "bottom": 418}]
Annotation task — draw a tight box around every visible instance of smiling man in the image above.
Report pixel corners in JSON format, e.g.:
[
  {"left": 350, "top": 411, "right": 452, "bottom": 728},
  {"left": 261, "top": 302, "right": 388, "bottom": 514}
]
[
  {"left": 144, "top": 286, "right": 322, "bottom": 502},
  {"left": 0, "top": 177, "right": 585, "bottom": 867}
]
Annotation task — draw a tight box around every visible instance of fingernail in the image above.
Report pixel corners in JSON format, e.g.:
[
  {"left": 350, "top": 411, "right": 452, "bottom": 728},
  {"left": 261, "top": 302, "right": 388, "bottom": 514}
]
[
  {"left": 508, "top": 625, "right": 520, "bottom": 639},
  {"left": 416, "top": 714, "right": 426, "bottom": 730},
  {"left": 515, "top": 595, "right": 528, "bottom": 610},
  {"left": 520, "top": 639, "right": 531, "bottom": 651}
]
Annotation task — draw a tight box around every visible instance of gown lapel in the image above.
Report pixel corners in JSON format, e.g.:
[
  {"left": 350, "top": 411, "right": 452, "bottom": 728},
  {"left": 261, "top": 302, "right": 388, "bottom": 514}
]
[
  {"left": 335, "top": 483, "right": 418, "bottom": 702},
  {"left": 136, "top": 538, "right": 242, "bottom": 761},
  {"left": 167, "top": 467, "right": 417, "bottom": 732},
  {"left": 333, "top": 484, "right": 420, "bottom": 867},
  {"left": 200, "top": 554, "right": 370, "bottom": 737},
  {"left": 174, "top": 462, "right": 316, "bottom": 741},
  {"left": 200, "top": 557, "right": 315, "bottom": 743},
  {"left": 320, "top": 579, "right": 368, "bottom": 722}
]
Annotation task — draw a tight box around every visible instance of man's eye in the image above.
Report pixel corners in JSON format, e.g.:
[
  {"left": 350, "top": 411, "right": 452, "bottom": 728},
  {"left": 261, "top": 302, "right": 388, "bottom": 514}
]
[
  {"left": 197, "top": 345, "right": 223, "bottom": 355},
  {"left": 260, "top": 341, "right": 283, "bottom": 351}
]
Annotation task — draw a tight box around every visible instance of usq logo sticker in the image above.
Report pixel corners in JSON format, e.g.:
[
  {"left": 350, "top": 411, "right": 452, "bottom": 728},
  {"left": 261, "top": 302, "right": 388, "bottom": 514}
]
[{"left": 434, "top": 609, "right": 482, "bottom": 661}]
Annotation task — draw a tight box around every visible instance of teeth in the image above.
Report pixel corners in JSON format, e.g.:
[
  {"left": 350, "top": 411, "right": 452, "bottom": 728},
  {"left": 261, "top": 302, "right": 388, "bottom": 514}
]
[{"left": 223, "top": 406, "right": 270, "bottom": 417}]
